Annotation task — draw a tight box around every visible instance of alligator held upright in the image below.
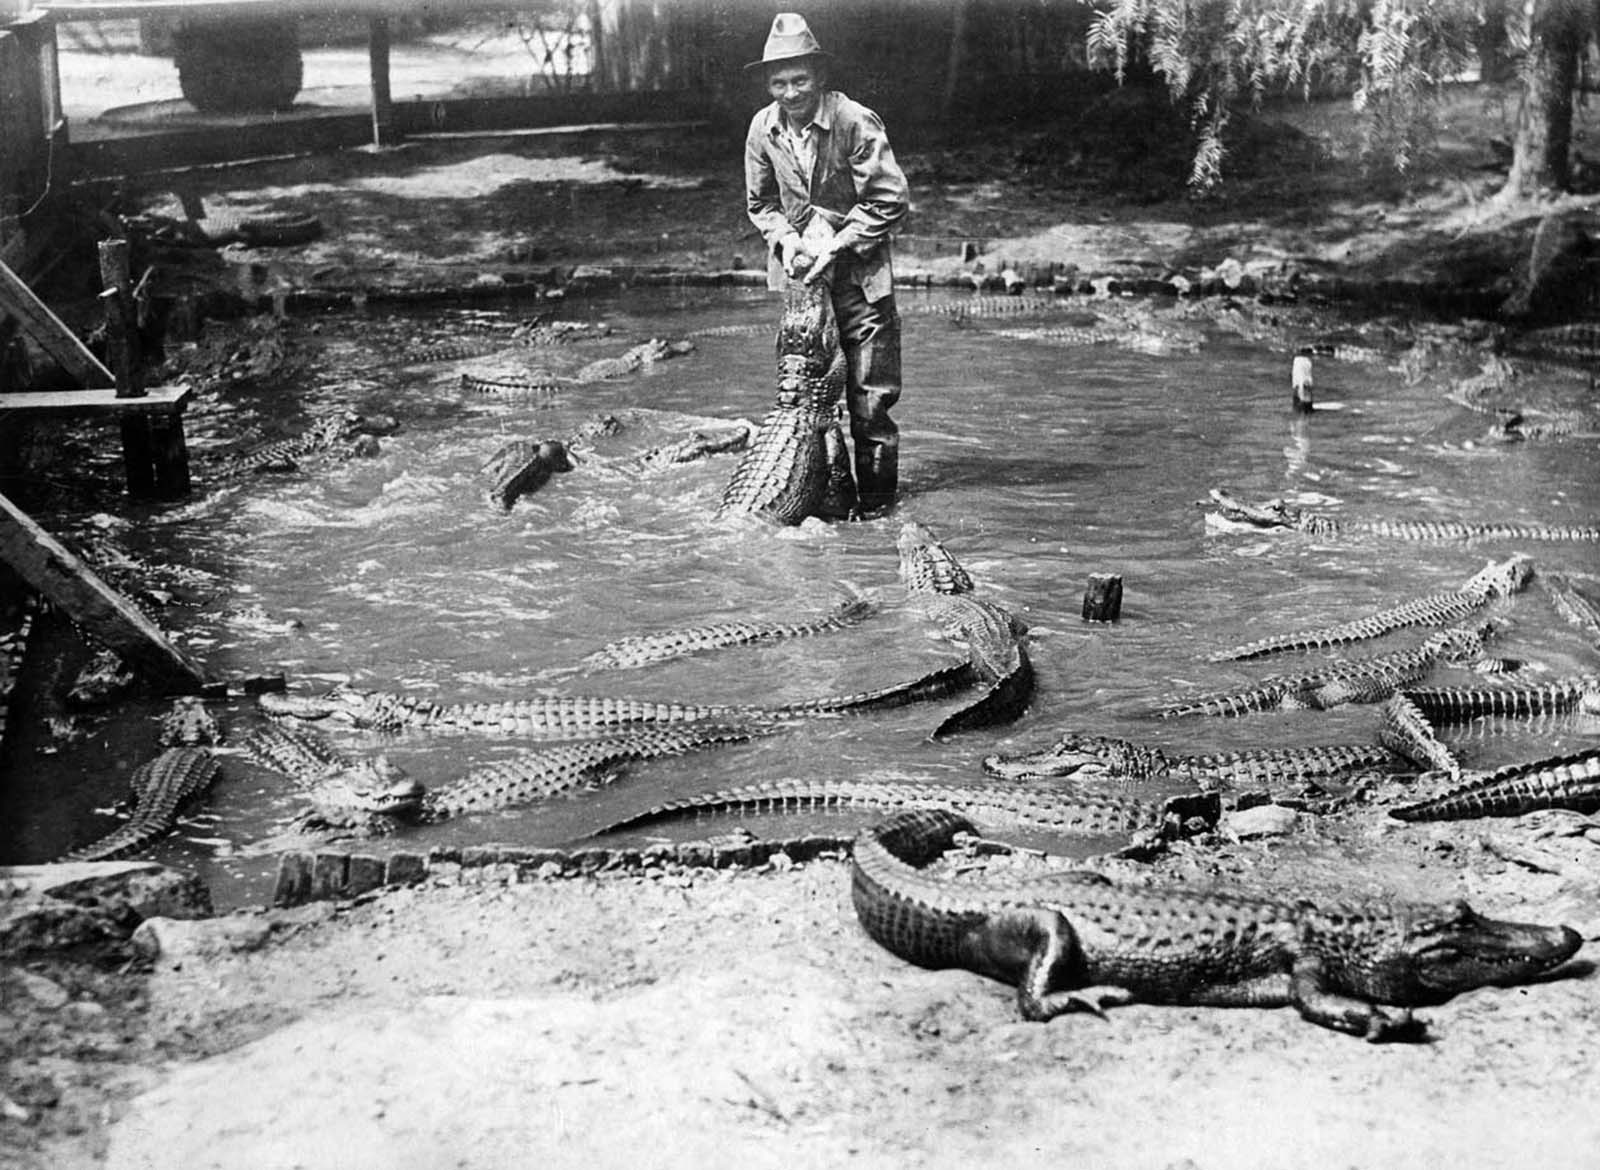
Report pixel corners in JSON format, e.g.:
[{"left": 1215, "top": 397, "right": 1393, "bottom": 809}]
[
  {"left": 717, "top": 274, "right": 856, "bottom": 524},
  {"left": 852, "top": 808, "right": 1583, "bottom": 1039}
]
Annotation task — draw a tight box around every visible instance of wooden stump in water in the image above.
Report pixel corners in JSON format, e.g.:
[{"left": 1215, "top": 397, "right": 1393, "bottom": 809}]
[
  {"left": 1291, "top": 353, "right": 1314, "bottom": 413},
  {"left": 1081, "top": 573, "right": 1123, "bottom": 622}
]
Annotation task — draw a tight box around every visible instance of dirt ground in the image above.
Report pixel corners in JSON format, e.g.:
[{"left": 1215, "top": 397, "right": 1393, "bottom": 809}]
[{"left": 4, "top": 66, "right": 1600, "bottom": 1170}]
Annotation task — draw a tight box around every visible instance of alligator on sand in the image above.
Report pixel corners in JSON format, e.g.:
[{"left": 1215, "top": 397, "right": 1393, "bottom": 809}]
[{"left": 851, "top": 808, "right": 1583, "bottom": 1039}]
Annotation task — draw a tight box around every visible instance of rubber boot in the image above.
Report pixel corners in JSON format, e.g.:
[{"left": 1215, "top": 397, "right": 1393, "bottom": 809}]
[{"left": 854, "top": 442, "right": 898, "bottom": 516}]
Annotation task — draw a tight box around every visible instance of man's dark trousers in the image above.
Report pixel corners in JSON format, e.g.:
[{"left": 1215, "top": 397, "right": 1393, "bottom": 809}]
[{"left": 830, "top": 265, "right": 900, "bottom": 513}]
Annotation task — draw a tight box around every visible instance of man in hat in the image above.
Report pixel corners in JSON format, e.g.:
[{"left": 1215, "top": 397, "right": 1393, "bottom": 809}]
[{"left": 744, "top": 12, "right": 909, "bottom": 515}]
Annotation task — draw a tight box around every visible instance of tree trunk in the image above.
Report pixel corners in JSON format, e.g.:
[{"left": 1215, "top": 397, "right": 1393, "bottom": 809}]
[
  {"left": 1503, "top": 0, "right": 1589, "bottom": 197},
  {"left": 1476, "top": 0, "right": 1515, "bottom": 83}
]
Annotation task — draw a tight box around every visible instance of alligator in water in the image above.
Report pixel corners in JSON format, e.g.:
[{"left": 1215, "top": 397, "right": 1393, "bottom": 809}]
[
  {"left": 482, "top": 438, "right": 575, "bottom": 510},
  {"left": 1156, "top": 621, "right": 1498, "bottom": 718},
  {"left": 717, "top": 273, "right": 856, "bottom": 524},
  {"left": 580, "top": 586, "right": 876, "bottom": 672},
  {"left": 1396, "top": 675, "right": 1600, "bottom": 724},
  {"left": 897, "top": 520, "right": 1033, "bottom": 738},
  {"left": 248, "top": 721, "right": 770, "bottom": 839},
  {"left": 1546, "top": 574, "right": 1600, "bottom": 646},
  {"left": 1207, "top": 555, "right": 1534, "bottom": 662},
  {"left": 240, "top": 721, "right": 424, "bottom": 838},
  {"left": 57, "top": 747, "right": 221, "bottom": 862},
  {"left": 1390, "top": 747, "right": 1600, "bottom": 821},
  {"left": 1377, "top": 692, "right": 1461, "bottom": 775},
  {"left": 851, "top": 807, "right": 1583, "bottom": 1039},
  {"left": 1206, "top": 488, "right": 1600, "bottom": 543},
  {"left": 981, "top": 731, "right": 1404, "bottom": 798},
  {"left": 456, "top": 338, "right": 695, "bottom": 393},
  {"left": 157, "top": 696, "right": 222, "bottom": 747},
  {"left": 402, "top": 318, "right": 614, "bottom": 365},
  {"left": 209, "top": 409, "right": 400, "bottom": 479},
  {"left": 586, "top": 777, "right": 1219, "bottom": 845},
  {"left": 258, "top": 662, "right": 974, "bottom": 737}
]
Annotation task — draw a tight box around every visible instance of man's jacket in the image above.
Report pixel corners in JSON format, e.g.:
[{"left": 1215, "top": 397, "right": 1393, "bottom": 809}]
[{"left": 745, "top": 90, "right": 908, "bottom": 302}]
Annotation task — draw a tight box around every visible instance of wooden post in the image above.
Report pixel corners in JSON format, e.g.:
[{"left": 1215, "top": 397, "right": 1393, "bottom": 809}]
[
  {"left": 1081, "top": 573, "right": 1123, "bottom": 622},
  {"left": 1291, "top": 352, "right": 1314, "bottom": 413},
  {"left": 0, "top": 491, "right": 209, "bottom": 691},
  {"left": 96, "top": 240, "right": 142, "bottom": 399},
  {"left": 368, "top": 17, "right": 397, "bottom": 148},
  {"left": 98, "top": 239, "right": 159, "bottom": 497}
]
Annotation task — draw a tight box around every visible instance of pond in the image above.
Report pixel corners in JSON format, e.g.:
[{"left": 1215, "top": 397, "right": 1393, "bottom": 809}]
[{"left": 4, "top": 287, "right": 1597, "bottom": 908}]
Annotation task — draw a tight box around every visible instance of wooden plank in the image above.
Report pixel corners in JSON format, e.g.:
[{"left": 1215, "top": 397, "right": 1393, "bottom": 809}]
[
  {"left": 0, "top": 492, "right": 208, "bottom": 690},
  {"left": 0, "top": 259, "right": 115, "bottom": 388},
  {"left": 0, "top": 384, "right": 189, "bottom": 417}
]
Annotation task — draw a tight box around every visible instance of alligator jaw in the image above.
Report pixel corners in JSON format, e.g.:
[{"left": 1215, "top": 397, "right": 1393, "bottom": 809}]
[
  {"left": 1204, "top": 488, "right": 1296, "bottom": 528},
  {"left": 1358, "top": 900, "right": 1583, "bottom": 1005}
]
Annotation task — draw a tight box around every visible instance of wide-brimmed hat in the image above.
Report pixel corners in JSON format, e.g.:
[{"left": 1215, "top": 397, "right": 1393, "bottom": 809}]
[{"left": 744, "top": 13, "right": 832, "bottom": 71}]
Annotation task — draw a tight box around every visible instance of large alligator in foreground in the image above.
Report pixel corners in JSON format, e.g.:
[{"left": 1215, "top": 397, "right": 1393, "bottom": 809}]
[
  {"left": 851, "top": 808, "right": 1583, "bottom": 1039},
  {"left": 1156, "top": 621, "right": 1498, "bottom": 718},
  {"left": 981, "top": 731, "right": 1404, "bottom": 795},
  {"left": 1390, "top": 747, "right": 1600, "bottom": 821},
  {"left": 258, "top": 662, "right": 974, "bottom": 737},
  {"left": 587, "top": 777, "right": 1219, "bottom": 844},
  {"left": 898, "top": 520, "right": 1034, "bottom": 738},
  {"left": 1207, "top": 554, "right": 1534, "bottom": 662},
  {"left": 1206, "top": 488, "right": 1600, "bottom": 543},
  {"left": 57, "top": 747, "right": 221, "bottom": 862},
  {"left": 718, "top": 270, "right": 857, "bottom": 524}
]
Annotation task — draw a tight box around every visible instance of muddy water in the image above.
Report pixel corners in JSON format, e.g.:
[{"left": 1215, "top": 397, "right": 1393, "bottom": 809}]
[{"left": 5, "top": 289, "right": 1598, "bottom": 907}]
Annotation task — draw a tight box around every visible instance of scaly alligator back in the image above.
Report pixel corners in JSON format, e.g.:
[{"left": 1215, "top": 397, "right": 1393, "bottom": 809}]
[
  {"left": 897, "top": 521, "right": 1033, "bottom": 736},
  {"left": 1158, "top": 622, "right": 1494, "bottom": 718},
  {"left": 1546, "top": 574, "right": 1600, "bottom": 644},
  {"left": 1378, "top": 692, "right": 1461, "bottom": 775},
  {"left": 984, "top": 732, "right": 1402, "bottom": 791},
  {"left": 424, "top": 723, "right": 760, "bottom": 818},
  {"left": 1209, "top": 555, "right": 1533, "bottom": 661},
  {"left": 1390, "top": 748, "right": 1600, "bottom": 821},
  {"left": 60, "top": 747, "right": 220, "bottom": 862},
  {"left": 1398, "top": 676, "right": 1600, "bottom": 724},
  {"left": 588, "top": 777, "right": 1219, "bottom": 840},
  {"left": 580, "top": 588, "right": 876, "bottom": 671},
  {"left": 852, "top": 809, "right": 1582, "bottom": 1037},
  {"left": 1206, "top": 489, "right": 1600, "bottom": 543},
  {"left": 717, "top": 278, "right": 847, "bottom": 524},
  {"left": 260, "top": 662, "right": 973, "bottom": 737}
]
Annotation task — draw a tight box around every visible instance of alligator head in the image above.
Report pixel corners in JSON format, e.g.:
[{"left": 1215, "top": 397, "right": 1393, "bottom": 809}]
[
  {"left": 1307, "top": 898, "right": 1582, "bottom": 1006},
  {"left": 1205, "top": 489, "right": 1301, "bottom": 529},
  {"left": 1462, "top": 553, "right": 1536, "bottom": 598},
  {"left": 982, "top": 732, "right": 1163, "bottom": 780},
  {"left": 292, "top": 757, "right": 427, "bottom": 837},
  {"left": 774, "top": 278, "right": 842, "bottom": 411},
  {"left": 897, "top": 521, "right": 975, "bottom": 596}
]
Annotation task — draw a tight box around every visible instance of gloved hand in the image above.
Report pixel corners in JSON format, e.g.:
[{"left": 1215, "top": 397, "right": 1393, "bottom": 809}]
[
  {"left": 777, "top": 233, "right": 810, "bottom": 277},
  {"left": 802, "top": 239, "right": 841, "bottom": 285}
]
